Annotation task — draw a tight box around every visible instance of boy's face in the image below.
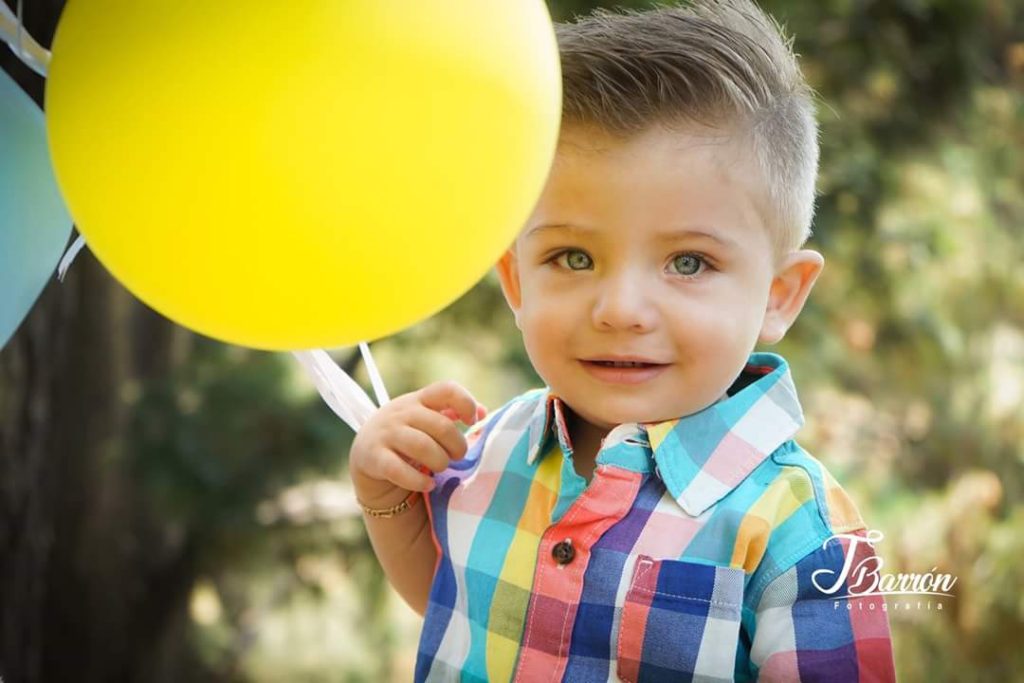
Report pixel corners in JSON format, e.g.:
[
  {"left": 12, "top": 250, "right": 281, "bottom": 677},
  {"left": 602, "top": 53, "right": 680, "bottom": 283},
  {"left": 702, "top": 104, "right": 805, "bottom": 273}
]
[{"left": 496, "top": 123, "right": 823, "bottom": 432}]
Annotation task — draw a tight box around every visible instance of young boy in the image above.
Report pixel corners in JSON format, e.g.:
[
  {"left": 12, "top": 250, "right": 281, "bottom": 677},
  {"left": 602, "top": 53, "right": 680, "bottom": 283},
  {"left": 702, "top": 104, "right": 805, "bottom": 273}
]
[{"left": 349, "top": 1, "right": 897, "bottom": 680}]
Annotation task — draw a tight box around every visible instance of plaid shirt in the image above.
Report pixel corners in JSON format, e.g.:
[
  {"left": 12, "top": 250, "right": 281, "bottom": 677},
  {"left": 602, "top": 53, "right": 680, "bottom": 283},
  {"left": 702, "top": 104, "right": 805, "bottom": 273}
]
[{"left": 415, "top": 352, "right": 896, "bottom": 682}]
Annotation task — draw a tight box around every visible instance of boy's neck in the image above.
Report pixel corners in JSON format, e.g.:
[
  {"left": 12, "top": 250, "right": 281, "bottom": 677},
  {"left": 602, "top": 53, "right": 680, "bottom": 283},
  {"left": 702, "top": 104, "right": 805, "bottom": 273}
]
[
  {"left": 564, "top": 407, "right": 607, "bottom": 483},
  {"left": 562, "top": 391, "right": 733, "bottom": 483}
]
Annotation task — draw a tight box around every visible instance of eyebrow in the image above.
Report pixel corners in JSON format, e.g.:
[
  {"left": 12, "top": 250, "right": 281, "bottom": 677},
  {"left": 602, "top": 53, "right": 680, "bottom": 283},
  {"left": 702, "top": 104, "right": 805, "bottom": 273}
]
[
  {"left": 524, "top": 223, "right": 579, "bottom": 238},
  {"left": 525, "top": 223, "right": 738, "bottom": 249},
  {"left": 657, "top": 228, "right": 739, "bottom": 250}
]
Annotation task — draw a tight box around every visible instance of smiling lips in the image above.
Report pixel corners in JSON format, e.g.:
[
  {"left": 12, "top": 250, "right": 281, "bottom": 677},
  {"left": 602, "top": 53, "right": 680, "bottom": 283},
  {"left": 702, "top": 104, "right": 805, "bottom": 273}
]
[{"left": 579, "top": 357, "right": 671, "bottom": 384}]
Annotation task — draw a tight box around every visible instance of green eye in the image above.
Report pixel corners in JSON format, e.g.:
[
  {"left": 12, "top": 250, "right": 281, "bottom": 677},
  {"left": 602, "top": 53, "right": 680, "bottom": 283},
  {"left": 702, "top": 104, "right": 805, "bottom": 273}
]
[
  {"left": 560, "top": 250, "right": 592, "bottom": 270},
  {"left": 671, "top": 254, "right": 703, "bottom": 276}
]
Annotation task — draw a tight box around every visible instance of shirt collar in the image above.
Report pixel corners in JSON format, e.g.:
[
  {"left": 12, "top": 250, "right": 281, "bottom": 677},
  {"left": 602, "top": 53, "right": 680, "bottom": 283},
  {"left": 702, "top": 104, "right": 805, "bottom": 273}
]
[{"left": 524, "top": 352, "right": 804, "bottom": 517}]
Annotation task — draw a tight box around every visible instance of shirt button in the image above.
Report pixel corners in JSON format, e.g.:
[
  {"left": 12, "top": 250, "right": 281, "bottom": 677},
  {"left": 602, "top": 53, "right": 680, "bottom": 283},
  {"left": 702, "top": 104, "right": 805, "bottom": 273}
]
[{"left": 552, "top": 539, "right": 575, "bottom": 565}]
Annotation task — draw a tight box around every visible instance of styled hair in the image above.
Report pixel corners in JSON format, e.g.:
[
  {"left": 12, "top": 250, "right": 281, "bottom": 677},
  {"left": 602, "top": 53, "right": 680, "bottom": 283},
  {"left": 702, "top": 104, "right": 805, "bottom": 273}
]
[{"left": 555, "top": 0, "right": 819, "bottom": 255}]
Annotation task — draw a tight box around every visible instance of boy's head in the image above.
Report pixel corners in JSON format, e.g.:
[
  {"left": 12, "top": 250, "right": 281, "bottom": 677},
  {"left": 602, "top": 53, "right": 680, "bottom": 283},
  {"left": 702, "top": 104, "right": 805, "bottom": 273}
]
[{"left": 496, "top": 0, "right": 825, "bottom": 432}]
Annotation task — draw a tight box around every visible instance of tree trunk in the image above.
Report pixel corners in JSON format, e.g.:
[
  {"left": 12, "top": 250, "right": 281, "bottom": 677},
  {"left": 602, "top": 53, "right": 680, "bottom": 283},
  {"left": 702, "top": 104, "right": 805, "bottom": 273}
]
[{"left": 1, "top": 5, "right": 202, "bottom": 678}]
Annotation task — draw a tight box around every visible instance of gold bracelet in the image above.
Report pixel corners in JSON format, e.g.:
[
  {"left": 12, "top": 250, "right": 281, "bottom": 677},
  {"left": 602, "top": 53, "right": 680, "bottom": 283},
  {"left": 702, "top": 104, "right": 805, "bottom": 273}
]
[{"left": 357, "top": 489, "right": 421, "bottom": 518}]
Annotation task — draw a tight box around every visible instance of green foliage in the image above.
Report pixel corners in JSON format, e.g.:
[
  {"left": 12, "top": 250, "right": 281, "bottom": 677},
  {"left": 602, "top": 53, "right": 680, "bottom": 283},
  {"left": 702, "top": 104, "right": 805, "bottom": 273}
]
[{"left": 128, "top": 338, "right": 353, "bottom": 563}]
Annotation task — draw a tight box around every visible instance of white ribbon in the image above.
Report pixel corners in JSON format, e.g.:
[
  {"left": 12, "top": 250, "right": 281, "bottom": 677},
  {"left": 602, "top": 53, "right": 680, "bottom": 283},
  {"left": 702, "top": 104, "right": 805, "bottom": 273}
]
[
  {"left": 291, "top": 348, "right": 382, "bottom": 433},
  {"left": 0, "top": 0, "right": 51, "bottom": 77}
]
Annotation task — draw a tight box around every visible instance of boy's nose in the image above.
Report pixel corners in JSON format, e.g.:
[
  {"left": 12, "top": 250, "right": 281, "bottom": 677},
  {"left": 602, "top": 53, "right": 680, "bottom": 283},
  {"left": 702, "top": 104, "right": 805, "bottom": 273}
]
[{"left": 591, "top": 273, "right": 658, "bottom": 333}]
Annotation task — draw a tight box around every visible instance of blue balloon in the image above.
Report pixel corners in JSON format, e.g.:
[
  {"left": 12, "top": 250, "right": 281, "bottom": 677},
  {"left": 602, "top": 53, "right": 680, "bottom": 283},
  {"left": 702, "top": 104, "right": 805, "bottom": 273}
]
[{"left": 0, "top": 68, "right": 73, "bottom": 349}]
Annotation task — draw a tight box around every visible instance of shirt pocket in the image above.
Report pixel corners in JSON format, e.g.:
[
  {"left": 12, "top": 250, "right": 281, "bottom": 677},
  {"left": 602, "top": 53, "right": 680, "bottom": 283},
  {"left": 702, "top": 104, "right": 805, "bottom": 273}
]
[{"left": 616, "top": 555, "right": 745, "bottom": 683}]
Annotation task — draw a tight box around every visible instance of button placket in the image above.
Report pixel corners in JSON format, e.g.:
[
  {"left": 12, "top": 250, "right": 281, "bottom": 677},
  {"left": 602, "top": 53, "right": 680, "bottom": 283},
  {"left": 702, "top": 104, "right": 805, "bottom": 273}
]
[{"left": 514, "top": 464, "right": 644, "bottom": 682}]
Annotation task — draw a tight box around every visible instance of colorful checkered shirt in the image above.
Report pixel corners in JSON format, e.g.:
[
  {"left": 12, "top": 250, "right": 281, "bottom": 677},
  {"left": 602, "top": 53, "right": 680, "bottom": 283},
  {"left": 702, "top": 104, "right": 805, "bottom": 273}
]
[{"left": 415, "top": 352, "right": 896, "bottom": 682}]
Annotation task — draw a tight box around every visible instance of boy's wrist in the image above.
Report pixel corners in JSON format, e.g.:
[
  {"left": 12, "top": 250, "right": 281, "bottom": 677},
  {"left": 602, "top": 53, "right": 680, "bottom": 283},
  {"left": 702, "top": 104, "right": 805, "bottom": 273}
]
[
  {"left": 357, "top": 489, "right": 421, "bottom": 518},
  {"left": 351, "top": 469, "right": 417, "bottom": 509}
]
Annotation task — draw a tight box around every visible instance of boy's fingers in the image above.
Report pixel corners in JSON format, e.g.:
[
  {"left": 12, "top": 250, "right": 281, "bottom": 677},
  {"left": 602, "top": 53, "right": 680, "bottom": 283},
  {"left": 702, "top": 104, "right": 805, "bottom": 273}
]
[
  {"left": 391, "top": 425, "right": 450, "bottom": 473},
  {"left": 407, "top": 408, "right": 469, "bottom": 461},
  {"left": 418, "top": 380, "right": 479, "bottom": 425},
  {"left": 441, "top": 404, "right": 488, "bottom": 425},
  {"left": 380, "top": 449, "right": 435, "bottom": 492}
]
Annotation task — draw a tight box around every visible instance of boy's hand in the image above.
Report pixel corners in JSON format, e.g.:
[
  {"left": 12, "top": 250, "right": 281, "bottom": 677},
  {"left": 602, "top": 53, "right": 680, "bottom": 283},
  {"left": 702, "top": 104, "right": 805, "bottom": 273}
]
[{"left": 349, "top": 380, "right": 488, "bottom": 507}]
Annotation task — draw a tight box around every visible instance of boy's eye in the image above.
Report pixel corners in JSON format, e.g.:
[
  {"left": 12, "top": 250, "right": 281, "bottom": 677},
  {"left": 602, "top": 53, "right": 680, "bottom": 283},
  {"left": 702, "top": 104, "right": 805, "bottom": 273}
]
[
  {"left": 669, "top": 253, "right": 707, "bottom": 277},
  {"left": 553, "top": 249, "right": 593, "bottom": 270}
]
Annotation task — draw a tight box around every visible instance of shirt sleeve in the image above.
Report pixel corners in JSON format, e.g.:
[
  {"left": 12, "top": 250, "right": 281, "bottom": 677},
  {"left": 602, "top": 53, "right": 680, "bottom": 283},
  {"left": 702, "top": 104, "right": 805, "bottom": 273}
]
[{"left": 747, "top": 527, "right": 897, "bottom": 682}]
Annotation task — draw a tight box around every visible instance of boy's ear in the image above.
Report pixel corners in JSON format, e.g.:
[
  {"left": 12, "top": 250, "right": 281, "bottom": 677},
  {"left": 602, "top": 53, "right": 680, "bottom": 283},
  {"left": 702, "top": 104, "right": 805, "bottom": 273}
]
[
  {"left": 758, "top": 249, "right": 824, "bottom": 345},
  {"left": 495, "top": 246, "right": 523, "bottom": 329}
]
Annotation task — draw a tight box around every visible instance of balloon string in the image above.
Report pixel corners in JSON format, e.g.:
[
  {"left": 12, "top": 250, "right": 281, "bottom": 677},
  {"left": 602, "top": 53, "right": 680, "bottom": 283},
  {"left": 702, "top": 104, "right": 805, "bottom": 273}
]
[
  {"left": 0, "top": 0, "right": 50, "bottom": 76},
  {"left": 359, "top": 341, "right": 390, "bottom": 407},
  {"left": 16, "top": 0, "right": 22, "bottom": 56},
  {"left": 57, "top": 233, "right": 87, "bottom": 282}
]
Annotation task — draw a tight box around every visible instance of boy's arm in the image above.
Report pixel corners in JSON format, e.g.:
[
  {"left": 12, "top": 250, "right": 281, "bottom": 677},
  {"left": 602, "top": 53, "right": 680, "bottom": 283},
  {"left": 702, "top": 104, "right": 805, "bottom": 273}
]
[
  {"left": 747, "top": 528, "right": 897, "bottom": 682},
  {"left": 352, "top": 411, "right": 490, "bottom": 617},
  {"left": 352, "top": 476, "right": 436, "bottom": 617},
  {"left": 348, "top": 380, "right": 488, "bottom": 618}
]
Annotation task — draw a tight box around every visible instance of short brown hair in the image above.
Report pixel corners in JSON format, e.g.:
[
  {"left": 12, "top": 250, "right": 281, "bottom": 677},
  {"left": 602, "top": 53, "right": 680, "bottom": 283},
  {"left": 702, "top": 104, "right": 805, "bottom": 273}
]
[{"left": 555, "top": 0, "right": 819, "bottom": 254}]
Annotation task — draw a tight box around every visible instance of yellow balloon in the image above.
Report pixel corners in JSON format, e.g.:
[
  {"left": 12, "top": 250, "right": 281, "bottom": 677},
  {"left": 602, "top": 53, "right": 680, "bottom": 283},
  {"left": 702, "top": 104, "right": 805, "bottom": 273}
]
[{"left": 46, "top": 2, "right": 561, "bottom": 350}]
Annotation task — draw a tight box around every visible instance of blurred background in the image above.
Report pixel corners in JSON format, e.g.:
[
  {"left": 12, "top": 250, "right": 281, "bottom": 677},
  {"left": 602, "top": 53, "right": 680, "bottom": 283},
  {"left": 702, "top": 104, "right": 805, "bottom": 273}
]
[{"left": 1, "top": 0, "right": 1022, "bottom": 681}]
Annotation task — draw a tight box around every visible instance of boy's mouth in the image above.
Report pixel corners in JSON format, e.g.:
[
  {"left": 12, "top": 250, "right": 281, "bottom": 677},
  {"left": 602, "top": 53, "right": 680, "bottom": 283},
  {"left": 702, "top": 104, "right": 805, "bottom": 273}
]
[
  {"left": 586, "top": 360, "right": 662, "bottom": 368},
  {"left": 579, "top": 358, "right": 671, "bottom": 384},
  {"left": 581, "top": 355, "right": 669, "bottom": 367}
]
